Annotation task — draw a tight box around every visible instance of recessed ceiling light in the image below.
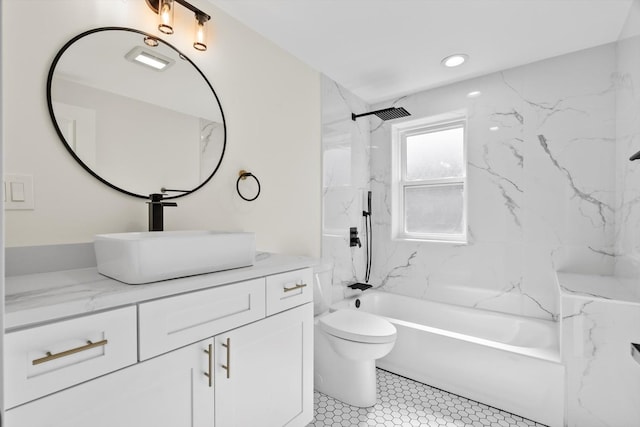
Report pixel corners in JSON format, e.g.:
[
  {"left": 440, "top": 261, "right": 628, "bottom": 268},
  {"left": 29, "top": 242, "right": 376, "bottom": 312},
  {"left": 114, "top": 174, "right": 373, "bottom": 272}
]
[
  {"left": 489, "top": 126, "right": 500, "bottom": 131},
  {"left": 134, "top": 52, "right": 168, "bottom": 70},
  {"left": 125, "top": 46, "right": 174, "bottom": 71},
  {"left": 441, "top": 54, "right": 468, "bottom": 68},
  {"left": 467, "top": 91, "right": 482, "bottom": 98}
]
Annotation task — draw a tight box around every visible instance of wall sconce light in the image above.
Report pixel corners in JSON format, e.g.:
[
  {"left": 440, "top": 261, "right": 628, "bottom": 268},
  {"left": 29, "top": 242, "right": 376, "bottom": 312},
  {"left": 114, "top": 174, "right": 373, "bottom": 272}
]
[
  {"left": 157, "top": 0, "right": 174, "bottom": 34},
  {"left": 145, "top": 0, "right": 211, "bottom": 51},
  {"left": 193, "top": 13, "right": 208, "bottom": 51}
]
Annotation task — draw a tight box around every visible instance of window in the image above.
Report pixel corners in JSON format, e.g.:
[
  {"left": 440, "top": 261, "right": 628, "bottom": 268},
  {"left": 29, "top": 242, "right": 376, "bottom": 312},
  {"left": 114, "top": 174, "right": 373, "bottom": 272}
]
[{"left": 391, "top": 113, "right": 467, "bottom": 243}]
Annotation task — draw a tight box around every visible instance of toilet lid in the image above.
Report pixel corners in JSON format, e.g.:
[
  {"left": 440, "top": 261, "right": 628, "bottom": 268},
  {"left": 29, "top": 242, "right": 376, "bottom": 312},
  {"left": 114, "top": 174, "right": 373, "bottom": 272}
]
[{"left": 319, "top": 309, "right": 397, "bottom": 344}]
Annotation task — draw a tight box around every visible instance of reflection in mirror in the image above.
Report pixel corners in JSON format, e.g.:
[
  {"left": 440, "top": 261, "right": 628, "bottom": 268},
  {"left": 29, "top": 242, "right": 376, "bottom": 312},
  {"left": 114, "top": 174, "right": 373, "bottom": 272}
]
[{"left": 47, "top": 27, "right": 226, "bottom": 198}]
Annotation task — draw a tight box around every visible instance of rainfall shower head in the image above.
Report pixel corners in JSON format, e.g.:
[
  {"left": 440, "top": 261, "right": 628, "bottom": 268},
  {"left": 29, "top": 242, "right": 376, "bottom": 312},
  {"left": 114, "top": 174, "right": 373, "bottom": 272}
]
[{"left": 351, "top": 107, "right": 410, "bottom": 122}]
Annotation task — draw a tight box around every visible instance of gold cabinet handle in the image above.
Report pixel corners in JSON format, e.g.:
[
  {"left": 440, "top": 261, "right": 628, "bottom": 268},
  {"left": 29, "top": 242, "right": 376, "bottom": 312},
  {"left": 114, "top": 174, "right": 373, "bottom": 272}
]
[
  {"left": 283, "top": 283, "right": 307, "bottom": 293},
  {"left": 221, "top": 338, "right": 231, "bottom": 379},
  {"left": 204, "top": 343, "right": 213, "bottom": 387},
  {"left": 32, "top": 339, "right": 108, "bottom": 366}
]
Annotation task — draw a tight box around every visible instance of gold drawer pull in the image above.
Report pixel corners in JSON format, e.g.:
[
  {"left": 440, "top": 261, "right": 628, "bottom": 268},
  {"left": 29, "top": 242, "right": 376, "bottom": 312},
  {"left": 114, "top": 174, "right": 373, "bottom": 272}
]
[
  {"left": 221, "top": 338, "right": 231, "bottom": 379},
  {"left": 204, "top": 343, "right": 213, "bottom": 387},
  {"left": 32, "top": 339, "right": 108, "bottom": 366},
  {"left": 283, "top": 283, "right": 307, "bottom": 293}
]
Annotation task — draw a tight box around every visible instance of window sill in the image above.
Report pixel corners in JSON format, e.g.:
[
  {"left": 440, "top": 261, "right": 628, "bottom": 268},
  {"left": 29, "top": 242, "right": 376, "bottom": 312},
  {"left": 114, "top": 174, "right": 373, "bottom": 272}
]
[{"left": 392, "top": 235, "right": 468, "bottom": 246}]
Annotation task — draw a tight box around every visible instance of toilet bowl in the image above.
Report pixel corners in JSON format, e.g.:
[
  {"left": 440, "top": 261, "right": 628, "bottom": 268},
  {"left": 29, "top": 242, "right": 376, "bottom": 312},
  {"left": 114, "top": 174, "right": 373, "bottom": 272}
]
[{"left": 313, "top": 263, "right": 397, "bottom": 407}]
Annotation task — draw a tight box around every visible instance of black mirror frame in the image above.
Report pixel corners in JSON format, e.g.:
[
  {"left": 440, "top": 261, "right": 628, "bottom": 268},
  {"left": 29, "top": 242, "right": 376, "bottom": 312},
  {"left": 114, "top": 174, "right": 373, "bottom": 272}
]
[{"left": 46, "top": 26, "right": 227, "bottom": 200}]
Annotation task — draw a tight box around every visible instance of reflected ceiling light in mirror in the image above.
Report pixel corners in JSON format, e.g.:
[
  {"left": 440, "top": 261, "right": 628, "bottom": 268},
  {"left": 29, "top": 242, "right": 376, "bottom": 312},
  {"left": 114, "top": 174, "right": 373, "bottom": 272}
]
[
  {"left": 466, "top": 90, "right": 482, "bottom": 98},
  {"left": 489, "top": 126, "right": 500, "bottom": 131},
  {"left": 125, "top": 47, "right": 174, "bottom": 71},
  {"left": 146, "top": 0, "right": 212, "bottom": 51},
  {"left": 441, "top": 54, "right": 468, "bottom": 68},
  {"left": 135, "top": 52, "right": 168, "bottom": 70},
  {"left": 144, "top": 36, "right": 159, "bottom": 47}
]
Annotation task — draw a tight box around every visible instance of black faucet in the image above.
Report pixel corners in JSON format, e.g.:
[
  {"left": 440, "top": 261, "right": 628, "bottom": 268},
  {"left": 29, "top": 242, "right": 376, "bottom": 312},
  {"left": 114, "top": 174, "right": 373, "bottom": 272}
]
[{"left": 147, "top": 193, "right": 177, "bottom": 232}]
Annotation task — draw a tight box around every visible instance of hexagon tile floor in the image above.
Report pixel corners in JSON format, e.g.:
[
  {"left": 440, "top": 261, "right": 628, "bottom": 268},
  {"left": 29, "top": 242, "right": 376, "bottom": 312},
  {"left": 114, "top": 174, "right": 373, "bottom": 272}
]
[{"left": 308, "top": 369, "right": 545, "bottom": 427}]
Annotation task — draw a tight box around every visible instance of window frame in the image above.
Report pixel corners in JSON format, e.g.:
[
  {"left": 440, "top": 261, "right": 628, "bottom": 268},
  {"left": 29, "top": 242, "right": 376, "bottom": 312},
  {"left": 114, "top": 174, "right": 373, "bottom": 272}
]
[{"left": 391, "top": 112, "right": 468, "bottom": 244}]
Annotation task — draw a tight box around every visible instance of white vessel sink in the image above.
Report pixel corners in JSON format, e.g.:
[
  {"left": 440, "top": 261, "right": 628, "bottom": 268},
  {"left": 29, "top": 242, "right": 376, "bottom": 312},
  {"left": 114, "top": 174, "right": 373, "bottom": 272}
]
[{"left": 94, "top": 231, "right": 255, "bottom": 284}]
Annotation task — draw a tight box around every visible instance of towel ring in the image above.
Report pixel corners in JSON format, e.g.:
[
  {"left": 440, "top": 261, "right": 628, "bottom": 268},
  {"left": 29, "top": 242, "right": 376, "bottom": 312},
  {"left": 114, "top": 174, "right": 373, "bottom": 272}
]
[{"left": 236, "top": 170, "right": 261, "bottom": 202}]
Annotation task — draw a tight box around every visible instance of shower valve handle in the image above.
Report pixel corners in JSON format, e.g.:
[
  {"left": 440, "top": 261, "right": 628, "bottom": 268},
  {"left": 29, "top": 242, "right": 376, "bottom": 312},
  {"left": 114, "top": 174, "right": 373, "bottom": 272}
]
[{"left": 349, "top": 227, "right": 362, "bottom": 248}]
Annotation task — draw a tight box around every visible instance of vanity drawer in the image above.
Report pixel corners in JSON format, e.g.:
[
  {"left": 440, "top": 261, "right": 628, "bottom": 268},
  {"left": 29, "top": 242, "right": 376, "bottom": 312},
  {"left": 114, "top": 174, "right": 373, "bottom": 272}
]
[
  {"left": 138, "top": 278, "right": 266, "bottom": 360},
  {"left": 265, "top": 268, "right": 313, "bottom": 316},
  {"left": 5, "top": 306, "right": 137, "bottom": 409}
]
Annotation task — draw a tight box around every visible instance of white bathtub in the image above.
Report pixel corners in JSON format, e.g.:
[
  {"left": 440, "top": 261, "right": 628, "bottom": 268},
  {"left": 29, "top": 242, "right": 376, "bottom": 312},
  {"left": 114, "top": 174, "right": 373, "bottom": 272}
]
[{"left": 332, "top": 291, "right": 565, "bottom": 427}]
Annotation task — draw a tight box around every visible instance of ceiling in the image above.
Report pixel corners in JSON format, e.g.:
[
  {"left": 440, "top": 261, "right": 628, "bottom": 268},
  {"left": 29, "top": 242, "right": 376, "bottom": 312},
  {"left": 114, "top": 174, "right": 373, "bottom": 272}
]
[{"left": 208, "top": 0, "right": 633, "bottom": 104}]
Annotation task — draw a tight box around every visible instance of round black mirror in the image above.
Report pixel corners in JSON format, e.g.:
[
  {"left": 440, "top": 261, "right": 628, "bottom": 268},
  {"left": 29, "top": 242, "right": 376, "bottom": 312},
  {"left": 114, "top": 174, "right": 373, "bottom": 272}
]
[{"left": 47, "top": 27, "right": 226, "bottom": 199}]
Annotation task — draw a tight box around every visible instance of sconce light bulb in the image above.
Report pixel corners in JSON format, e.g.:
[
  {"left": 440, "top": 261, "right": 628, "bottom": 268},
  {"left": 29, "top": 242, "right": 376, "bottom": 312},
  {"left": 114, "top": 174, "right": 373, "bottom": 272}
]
[
  {"left": 158, "top": 0, "right": 174, "bottom": 34},
  {"left": 193, "top": 15, "right": 208, "bottom": 51}
]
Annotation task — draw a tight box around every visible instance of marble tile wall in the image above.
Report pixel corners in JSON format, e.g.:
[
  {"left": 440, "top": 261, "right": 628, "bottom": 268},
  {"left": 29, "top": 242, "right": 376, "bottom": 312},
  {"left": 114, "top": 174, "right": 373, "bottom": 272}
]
[
  {"left": 321, "top": 76, "right": 371, "bottom": 303},
  {"left": 199, "top": 118, "right": 225, "bottom": 182},
  {"left": 368, "top": 44, "right": 617, "bottom": 321},
  {"left": 562, "top": 296, "right": 640, "bottom": 426},
  {"left": 561, "top": 2, "right": 640, "bottom": 425},
  {"left": 614, "top": 0, "right": 640, "bottom": 290}
]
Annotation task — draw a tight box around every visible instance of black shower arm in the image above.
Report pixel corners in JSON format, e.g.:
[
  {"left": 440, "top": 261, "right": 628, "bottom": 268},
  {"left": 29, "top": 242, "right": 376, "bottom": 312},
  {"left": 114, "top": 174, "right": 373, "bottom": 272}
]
[
  {"left": 352, "top": 111, "right": 375, "bottom": 121},
  {"left": 351, "top": 108, "right": 398, "bottom": 121}
]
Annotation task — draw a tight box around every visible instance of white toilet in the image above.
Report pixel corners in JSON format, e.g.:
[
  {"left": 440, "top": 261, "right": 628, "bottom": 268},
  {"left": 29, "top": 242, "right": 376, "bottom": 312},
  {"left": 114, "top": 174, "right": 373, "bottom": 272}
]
[{"left": 313, "top": 263, "right": 397, "bottom": 407}]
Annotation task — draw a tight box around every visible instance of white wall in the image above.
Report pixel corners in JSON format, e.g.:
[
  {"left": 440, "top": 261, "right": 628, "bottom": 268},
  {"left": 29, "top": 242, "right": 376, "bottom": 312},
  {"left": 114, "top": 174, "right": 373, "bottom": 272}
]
[
  {"left": 0, "top": 0, "right": 5, "bottom": 419},
  {"left": 2, "top": 0, "right": 321, "bottom": 257}
]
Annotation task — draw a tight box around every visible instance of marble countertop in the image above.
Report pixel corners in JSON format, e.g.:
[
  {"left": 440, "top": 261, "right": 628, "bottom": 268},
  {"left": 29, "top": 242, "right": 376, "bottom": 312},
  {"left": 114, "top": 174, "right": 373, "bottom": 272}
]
[
  {"left": 5, "top": 252, "right": 317, "bottom": 331},
  {"left": 555, "top": 271, "right": 640, "bottom": 306}
]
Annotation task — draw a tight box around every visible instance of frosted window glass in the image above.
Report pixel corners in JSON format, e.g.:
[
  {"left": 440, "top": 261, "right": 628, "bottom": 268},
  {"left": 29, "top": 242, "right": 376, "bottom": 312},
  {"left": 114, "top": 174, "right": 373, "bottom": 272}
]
[
  {"left": 405, "top": 185, "right": 464, "bottom": 234},
  {"left": 405, "top": 126, "right": 464, "bottom": 180}
]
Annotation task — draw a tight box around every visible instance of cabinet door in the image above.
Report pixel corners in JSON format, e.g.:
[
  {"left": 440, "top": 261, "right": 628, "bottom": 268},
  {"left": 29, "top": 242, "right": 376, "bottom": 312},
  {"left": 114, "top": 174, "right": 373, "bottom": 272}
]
[
  {"left": 215, "top": 303, "right": 313, "bottom": 427},
  {"left": 6, "top": 339, "right": 215, "bottom": 427}
]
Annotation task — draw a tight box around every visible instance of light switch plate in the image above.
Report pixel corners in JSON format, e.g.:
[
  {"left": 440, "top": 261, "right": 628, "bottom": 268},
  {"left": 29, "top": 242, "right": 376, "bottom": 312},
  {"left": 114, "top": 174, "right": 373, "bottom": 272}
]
[
  {"left": 11, "top": 182, "right": 25, "bottom": 202},
  {"left": 4, "top": 174, "right": 34, "bottom": 210}
]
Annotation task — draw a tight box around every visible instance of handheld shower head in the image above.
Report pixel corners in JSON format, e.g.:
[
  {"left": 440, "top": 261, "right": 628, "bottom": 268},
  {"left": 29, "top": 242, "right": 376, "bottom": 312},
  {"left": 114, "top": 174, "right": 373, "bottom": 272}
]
[
  {"left": 362, "top": 190, "right": 371, "bottom": 217},
  {"left": 362, "top": 190, "right": 373, "bottom": 284}
]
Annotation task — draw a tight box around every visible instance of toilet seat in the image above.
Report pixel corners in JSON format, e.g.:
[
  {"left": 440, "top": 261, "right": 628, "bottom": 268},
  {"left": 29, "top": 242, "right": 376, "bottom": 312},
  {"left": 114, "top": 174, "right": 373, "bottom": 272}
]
[{"left": 319, "top": 309, "right": 396, "bottom": 344}]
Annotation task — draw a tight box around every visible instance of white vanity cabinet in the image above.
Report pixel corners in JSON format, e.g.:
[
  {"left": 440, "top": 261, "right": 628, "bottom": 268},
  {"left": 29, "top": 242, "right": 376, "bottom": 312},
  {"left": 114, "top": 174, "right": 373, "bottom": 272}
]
[
  {"left": 5, "top": 265, "right": 314, "bottom": 427},
  {"left": 6, "top": 338, "right": 215, "bottom": 427}
]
